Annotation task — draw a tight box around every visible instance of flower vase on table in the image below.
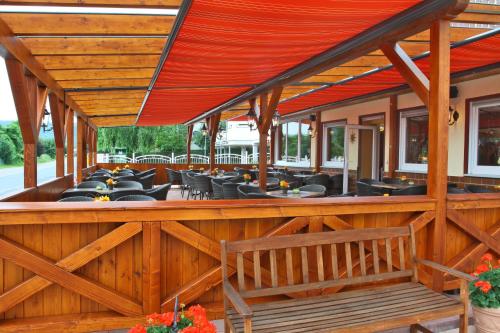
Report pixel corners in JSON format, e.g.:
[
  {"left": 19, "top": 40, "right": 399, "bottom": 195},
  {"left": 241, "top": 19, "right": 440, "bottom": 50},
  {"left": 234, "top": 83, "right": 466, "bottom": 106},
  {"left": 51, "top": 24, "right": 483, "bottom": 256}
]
[
  {"left": 280, "top": 180, "right": 289, "bottom": 195},
  {"left": 106, "top": 178, "right": 116, "bottom": 190},
  {"left": 469, "top": 253, "right": 500, "bottom": 333},
  {"left": 243, "top": 173, "right": 251, "bottom": 184}
]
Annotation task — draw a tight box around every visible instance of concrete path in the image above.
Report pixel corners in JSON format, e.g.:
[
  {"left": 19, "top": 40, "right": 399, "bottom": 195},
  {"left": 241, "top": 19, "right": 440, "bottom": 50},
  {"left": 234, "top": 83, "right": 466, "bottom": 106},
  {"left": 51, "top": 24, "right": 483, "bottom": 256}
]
[{"left": 0, "top": 160, "right": 57, "bottom": 197}]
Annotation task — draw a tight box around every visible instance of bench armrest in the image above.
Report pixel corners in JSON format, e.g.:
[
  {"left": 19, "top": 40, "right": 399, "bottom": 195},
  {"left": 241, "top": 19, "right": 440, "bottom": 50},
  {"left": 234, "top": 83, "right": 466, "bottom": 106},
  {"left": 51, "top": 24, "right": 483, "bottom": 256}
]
[
  {"left": 417, "top": 259, "right": 474, "bottom": 281},
  {"left": 223, "top": 282, "right": 253, "bottom": 318}
]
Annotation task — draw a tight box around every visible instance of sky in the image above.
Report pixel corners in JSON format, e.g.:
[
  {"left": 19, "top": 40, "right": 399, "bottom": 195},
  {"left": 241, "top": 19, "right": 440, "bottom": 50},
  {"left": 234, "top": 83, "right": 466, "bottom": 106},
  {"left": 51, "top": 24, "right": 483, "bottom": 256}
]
[{"left": 0, "top": 57, "right": 17, "bottom": 121}]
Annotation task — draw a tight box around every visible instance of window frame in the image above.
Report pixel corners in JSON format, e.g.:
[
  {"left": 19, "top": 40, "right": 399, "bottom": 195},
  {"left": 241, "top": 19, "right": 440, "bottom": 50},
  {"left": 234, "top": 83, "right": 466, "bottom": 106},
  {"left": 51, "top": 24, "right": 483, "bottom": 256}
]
[
  {"left": 322, "top": 120, "right": 347, "bottom": 168},
  {"left": 467, "top": 97, "right": 500, "bottom": 178},
  {"left": 398, "top": 108, "right": 428, "bottom": 173},
  {"left": 275, "top": 120, "right": 311, "bottom": 167}
]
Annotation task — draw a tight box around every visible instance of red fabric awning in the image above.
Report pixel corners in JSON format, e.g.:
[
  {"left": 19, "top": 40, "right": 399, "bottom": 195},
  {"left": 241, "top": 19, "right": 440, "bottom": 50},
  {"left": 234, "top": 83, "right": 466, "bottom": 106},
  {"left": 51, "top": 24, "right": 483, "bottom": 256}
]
[
  {"left": 278, "top": 33, "right": 500, "bottom": 116},
  {"left": 137, "top": 0, "right": 424, "bottom": 125}
]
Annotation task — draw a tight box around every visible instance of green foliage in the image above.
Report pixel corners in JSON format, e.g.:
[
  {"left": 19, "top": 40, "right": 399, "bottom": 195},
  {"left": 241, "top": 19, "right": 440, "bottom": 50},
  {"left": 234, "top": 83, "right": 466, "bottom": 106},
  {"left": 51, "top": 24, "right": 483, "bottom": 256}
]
[
  {"left": 0, "top": 122, "right": 23, "bottom": 164},
  {"left": 38, "top": 138, "right": 56, "bottom": 158},
  {"left": 37, "top": 153, "right": 53, "bottom": 163},
  {"left": 470, "top": 268, "right": 500, "bottom": 308},
  {"left": 329, "top": 127, "right": 345, "bottom": 158},
  {"left": 0, "top": 133, "right": 17, "bottom": 164},
  {"left": 98, "top": 125, "right": 188, "bottom": 156}
]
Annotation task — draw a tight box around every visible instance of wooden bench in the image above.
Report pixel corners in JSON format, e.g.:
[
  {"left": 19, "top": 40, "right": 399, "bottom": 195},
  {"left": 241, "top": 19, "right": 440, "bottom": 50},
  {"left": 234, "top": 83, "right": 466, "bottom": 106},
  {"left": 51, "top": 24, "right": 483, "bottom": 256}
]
[{"left": 221, "top": 226, "right": 472, "bottom": 333}]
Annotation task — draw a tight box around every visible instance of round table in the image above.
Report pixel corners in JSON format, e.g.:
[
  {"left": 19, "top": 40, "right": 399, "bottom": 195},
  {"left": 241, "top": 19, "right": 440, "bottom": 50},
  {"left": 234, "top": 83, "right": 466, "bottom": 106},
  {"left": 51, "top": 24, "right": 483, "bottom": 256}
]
[
  {"left": 266, "top": 190, "right": 324, "bottom": 198},
  {"left": 62, "top": 187, "right": 145, "bottom": 196}
]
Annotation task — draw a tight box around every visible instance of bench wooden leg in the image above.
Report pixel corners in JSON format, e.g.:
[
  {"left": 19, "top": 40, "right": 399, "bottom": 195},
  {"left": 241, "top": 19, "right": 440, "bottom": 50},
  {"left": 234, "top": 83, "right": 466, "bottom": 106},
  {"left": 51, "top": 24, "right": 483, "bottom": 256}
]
[
  {"left": 243, "top": 318, "right": 252, "bottom": 333},
  {"left": 224, "top": 318, "right": 232, "bottom": 333},
  {"left": 459, "top": 279, "right": 469, "bottom": 333},
  {"left": 459, "top": 314, "right": 468, "bottom": 333},
  {"left": 410, "top": 324, "right": 433, "bottom": 333}
]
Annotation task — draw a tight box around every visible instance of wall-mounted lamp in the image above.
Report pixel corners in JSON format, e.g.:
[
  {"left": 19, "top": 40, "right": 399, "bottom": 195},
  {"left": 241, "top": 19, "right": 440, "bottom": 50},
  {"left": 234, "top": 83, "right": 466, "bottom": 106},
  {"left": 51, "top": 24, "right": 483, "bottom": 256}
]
[
  {"left": 41, "top": 109, "right": 52, "bottom": 133},
  {"left": 448, "top": 106, "right": 459, "bottom": 126},
  {"left": 272, "top": 111, "right": 280, "bottom": 127},
  {"left": 379, "top": 125, "right": 385, "bottom": 132},
  {"left": 201, "top": 123, "right": 208, "bottom": 136},
  {"left": 247, "top": 107, "right": 257, "bottom": 131},
  {"left": 308, "top": 114, "right": 316, "bottom": 137}
]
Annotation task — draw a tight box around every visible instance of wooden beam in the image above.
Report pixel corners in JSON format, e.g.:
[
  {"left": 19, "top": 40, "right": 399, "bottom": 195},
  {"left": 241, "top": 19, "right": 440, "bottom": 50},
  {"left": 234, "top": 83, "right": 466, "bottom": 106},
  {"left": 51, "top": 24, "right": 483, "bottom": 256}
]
[
  {"left": 58, "top": 78, "right": 151, "bottom": 89},
  {"left": 76, "top": 116, "right": 86, "bottom": 183},
  {"left": 142, "top": 222, "right": 161, "bottom": 314},
  {"left": 381, "top": 43, "right": 429, "bottom": 107},
  {"left": 0, "top": 17, "right": 94, "bottom": 128},
  {"left": 388, "top": 95, "right": 398, "bottom": 177},
  {"left": 49, "top": 93, "right": 66, "bottom": 177},
  {"left": 35, "top": 55, "right": 160, "bottom": 70},
  {"left": 208, "top": 114, "right": 221, "bottom": 171},
  {"left": 314, "top": 111, "right": 322, "bottom": 169},
  {"left": 427, "top": 19, "right": 450, "bottom": 292}
]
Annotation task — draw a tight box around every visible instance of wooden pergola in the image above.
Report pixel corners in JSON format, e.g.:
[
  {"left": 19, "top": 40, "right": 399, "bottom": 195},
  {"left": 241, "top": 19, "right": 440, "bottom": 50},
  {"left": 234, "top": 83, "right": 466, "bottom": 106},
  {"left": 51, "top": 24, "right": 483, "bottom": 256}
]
[{"left": 0, "top": 1, "right": 498, "bottom": 332}]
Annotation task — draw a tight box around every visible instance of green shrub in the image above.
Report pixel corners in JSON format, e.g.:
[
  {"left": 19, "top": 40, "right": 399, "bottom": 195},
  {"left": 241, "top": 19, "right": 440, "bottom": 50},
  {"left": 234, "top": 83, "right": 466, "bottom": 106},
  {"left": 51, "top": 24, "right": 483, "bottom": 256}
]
[
  {"left": 37, "top": 154, "right": 53, "bottom": 163},
  {"left": 0, "top": 133, "right": 17, "bottom": 164}
]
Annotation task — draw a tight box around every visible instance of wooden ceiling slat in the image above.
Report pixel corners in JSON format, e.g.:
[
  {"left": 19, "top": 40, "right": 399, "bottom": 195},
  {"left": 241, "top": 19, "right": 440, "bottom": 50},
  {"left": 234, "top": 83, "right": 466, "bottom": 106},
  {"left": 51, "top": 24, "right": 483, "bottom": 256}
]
[
  {"left": 0, "top": 13, "right": 174, "bottom": 36},
  {"left": 0, "top": 0, "right": 181, "bottom": 8},
  {"left": 20, "top": 37, "right": 166, "bottom": 55},
  {"left": 35, "top": 54, "right": 160, "bottom": 69},
  {"left": 84, "top": 107, "right": 140, "bottom": 115},
  {"left": 58, "top": 78, "right": 151, "bottom": 88},
  {"left": 316, "top": 67, "right": 376, "bottom": 76},
  {"left": 342, "top": 55, "right": 390, "bottom": 68},
  {"left": 49, "top": 68, "right": 155, "bottom": 80},
  {"left": 404, "top": 27, "right": 489, "bottom": 42},
  {"left": 76, "top": 100, "right": 143, "bottom": 108},
  {"left": 369, "top": 42, "right": 429, "bottom": 56},
  {"left": 455, "top": 12, "right": 500, "bottom": 24},
  {"left": 91, "top": 115, "right": 137, "bottom": 127},
  {"left": 301, "top": 75, "right": 349, "bottom": 83},
  {"left": 69, "top": 91, "right": 147, "bottom": 101}
]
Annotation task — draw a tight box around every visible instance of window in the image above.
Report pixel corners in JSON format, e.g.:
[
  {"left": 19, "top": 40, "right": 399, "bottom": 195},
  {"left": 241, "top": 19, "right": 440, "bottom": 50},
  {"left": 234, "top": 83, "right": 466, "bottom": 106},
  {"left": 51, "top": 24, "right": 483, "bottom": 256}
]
[
  {"left": 322, "top": 121, "right": 346, "bottom": 168},
  {"left": 399, "top": 109, "right": 428, "bottom": 172},
  {"left": 468, "top": 98, "right": 500, "bottom": 177},
  {"left": 277, "top": 121, "right": 311, "bottom": 166}
]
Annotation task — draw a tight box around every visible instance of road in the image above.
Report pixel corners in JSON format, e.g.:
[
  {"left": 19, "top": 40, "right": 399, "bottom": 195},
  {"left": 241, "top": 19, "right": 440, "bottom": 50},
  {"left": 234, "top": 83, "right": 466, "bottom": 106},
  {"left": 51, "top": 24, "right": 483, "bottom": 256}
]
[{"left": 0, "top": 161, "right": 59, "bottom": 197}]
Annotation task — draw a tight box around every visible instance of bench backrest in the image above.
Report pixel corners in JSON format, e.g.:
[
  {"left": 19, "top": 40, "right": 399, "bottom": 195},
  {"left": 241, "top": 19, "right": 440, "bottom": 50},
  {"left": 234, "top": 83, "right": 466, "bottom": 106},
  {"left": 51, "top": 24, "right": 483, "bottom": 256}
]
[{"left": 221, "top": 226, "right": 418, "bottom": 298}]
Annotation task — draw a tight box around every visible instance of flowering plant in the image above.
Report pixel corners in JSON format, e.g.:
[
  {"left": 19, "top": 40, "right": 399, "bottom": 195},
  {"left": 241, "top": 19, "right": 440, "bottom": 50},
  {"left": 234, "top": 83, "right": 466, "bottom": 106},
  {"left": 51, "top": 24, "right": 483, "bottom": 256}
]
[
  {"left": 469, "top": 253, "right": 500, "bottom": 308},
  {"left": 212, "top": 168, "right": 219, "bottom": 175},
  {"left": 112, "top": 167, "right": 121, "bottom": 175},
  {"left": 400, "top": 175, "right": 407, "bottom": 181},
  {"left": 279, "top": 180, "right": 289, "bottom": 189},
  {"left": 129, "top": 304, "right": 216, "bottom": 333},
  {"left": 243, "top": 174, "right": 251, "bottom": 181},
  {"left": 94, "top": 195, "right": 110, "bottom": 202},
  {"left": 106, "top": 178, "right": 117, "bottom": 186},
  {"left": 252, "top": 165, "right": 257, "bottom": 169},
  {"left": 124, "top": 164, "right": 130, "bottom": 169},
  {"left": 188, "top": 165, "right": 194, "bottom": 170}
]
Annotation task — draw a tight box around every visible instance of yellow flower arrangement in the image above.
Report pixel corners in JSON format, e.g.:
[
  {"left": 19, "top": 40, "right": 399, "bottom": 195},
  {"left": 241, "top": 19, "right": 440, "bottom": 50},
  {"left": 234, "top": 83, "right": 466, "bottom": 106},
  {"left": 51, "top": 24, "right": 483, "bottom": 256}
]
[
  {"left": 252, "top": 165, "right": 257, "bottom": 169},
  {"left": 94, "top": 195, "right": 110, "bottom": 202},
  {"left": 106, "top": 178, "right": 117, "bottom": 186},
  {"left": 188, "top": 165, "right": 194, "bottom": 170},
  {"left": 199, "top": 167, "right": 205, "bottom": 172},
  {"left": 212, "top": 168, "right": 219, "bottom": 175},
  {"left": 124, "top": 164, "right": 130, "bottom": 169},
  {"left": 243, "top": 173, "right": 251, "bottom": 180},
  {"left": 400, "top": 175, "right": 407, "bottom": 181},
  {"left": 279, "top": 180, "right": 289, "bottom": 188}
]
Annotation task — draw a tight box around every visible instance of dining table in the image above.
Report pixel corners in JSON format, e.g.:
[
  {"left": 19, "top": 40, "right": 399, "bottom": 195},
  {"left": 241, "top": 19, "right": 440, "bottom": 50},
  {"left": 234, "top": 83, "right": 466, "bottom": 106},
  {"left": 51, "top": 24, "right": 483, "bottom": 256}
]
[
  {"left": 208, "top": 175, "right": 235, "bottom": 180},
  {"left": 62, "top": 187, "right": 145, "bottom": 196},
  {"left": 238, "top": 181, "right": 279, "bottom": 188},
  {"left": 266, "top": 190, "right": 324, "bottom": 198},
  {"left": 370, "top": 182, "right": 415, "bottom": 194}
]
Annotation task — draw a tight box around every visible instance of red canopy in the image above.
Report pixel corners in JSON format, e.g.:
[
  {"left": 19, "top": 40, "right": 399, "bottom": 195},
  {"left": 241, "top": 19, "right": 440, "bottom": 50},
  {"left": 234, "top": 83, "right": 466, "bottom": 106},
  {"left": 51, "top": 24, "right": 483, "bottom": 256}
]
[
  {"left": 278, "top": 33, "right": 500, "bottom": 116},
  {"left": 137, "top": 0, "right": 424, "bottom": 125}
]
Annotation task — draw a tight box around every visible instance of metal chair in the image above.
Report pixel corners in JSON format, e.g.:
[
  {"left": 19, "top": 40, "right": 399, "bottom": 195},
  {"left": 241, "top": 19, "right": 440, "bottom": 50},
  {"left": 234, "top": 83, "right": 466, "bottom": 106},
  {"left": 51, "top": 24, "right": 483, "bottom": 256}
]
[
  {"left": 222, "top": 182, "right": 240, "bottom": 199},
  {"left": 115, "top": 195, "right": 156, "bottom": 201},
  {"left": 110, "top": 189, "right": 146, "bottom": 201},
  {"left": 138, "top": 173, "right": 155, "bottom": 190},
  {"left": 114, "top": 180, "right": 143, "bottom": 190},
  {"left": 299, "top": 184, "right": 327, "bottom": 197},
  {"left": 464, "top": 184, "right": 495, "bottom": 193},
  {"left": 237, "top": 185, "right": 261, "bottom": 199},
  {"left": 166, "top": 168, "right": 183, "bottom": 185},
  {"left": 145, "top": 183, "right": 171, "bottom": 200},
  {"left": 392, "top": 185, "right": 427, "bottom": 196},
  {"left": 211, "top": 179, "right": 224, "bottom": 200},
  {"left": 76, "top": 181, "right": 106, "bottom": 189},
  {"left": 58, "top": 196, "right": 94, "bottom": 202}
]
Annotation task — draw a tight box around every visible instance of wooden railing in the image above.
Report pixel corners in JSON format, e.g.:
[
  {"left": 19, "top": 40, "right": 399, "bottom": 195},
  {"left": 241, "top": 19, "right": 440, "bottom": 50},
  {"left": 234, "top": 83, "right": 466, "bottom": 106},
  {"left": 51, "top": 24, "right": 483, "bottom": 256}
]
[{"left": 0, "top": 194, "right": 497, "bottom": 332}]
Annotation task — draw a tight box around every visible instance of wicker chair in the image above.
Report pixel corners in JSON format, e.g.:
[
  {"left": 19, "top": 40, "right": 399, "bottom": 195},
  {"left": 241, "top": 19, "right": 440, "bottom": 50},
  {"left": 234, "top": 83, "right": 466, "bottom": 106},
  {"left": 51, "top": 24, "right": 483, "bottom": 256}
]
[
  {"left": 329, "top": 174, "right": 343, "bottom": 195},
  {"left": 166, "top": 168, "right": 182, "bottom": 185},
  {"left": 211, "top": 179, "right": 224, "bottom": 200},
  {"left": 299, "top": 184, "right": 327, "bottom": 197},
  {"left": 138, "top": 174, "right": 155, "bottom": 190},
  {"left": 61, "top": 191, "right": 97, "bottom": 199},
  {"left": 76, "top": 181, "right": 106, "bottom": 189},
  {"left": 356, "top": 182, "right": 383, "bottom": 196},
  {"left": 145, "top": 183, "right": 171, "bottom": 200},
  {"left": 448, "top": 187, "right": 466, "bottom": 194},
  {"left": 277, "top": 174, "right": 301, "bottom": 189},
  {"left": 237, "top": 185, "right": 261, "bottom": 199},
  {"left": 114, "top": 180, "right": 143, "bottom": 190},
  {"left": 136, "top": 168, "right": 156, "bottom": 178},
  {"left": 115, "top": 195, "right": 156, "bottom": 201},
  {"left": 222, "top": 182, "right": 240, "bottom": 199},
  {"left": 115, "top": 174, "right": 138, "bottom": 182},
  {"left": 110, "top": 189, "right": 146, "bottom": 201},
  {"left": 193, "top": 175, "right": 213, "bottom": 200},
  {"left": 392, "top": 185, "right": 427, "bottom": 196},
  {"left": 87, "top": 176, "right": 110, "bottom": 183},
  {"left": 305, "top": 173, "right": 330, "bottom": 188},
  {"left": 58, "top": 196, "right": 94, "bottom": 202},
  {"left": 382, "top": 177, "right": 403, "bottom": 184},
  {"left": 185, "top": 172, "right": 198, "bottom": 199},
  {"left": 228, "top": 176, "right": 244, "bottom": 183},
  {"left": 464, "top": 184, "right": 495, "bottom": 193}
]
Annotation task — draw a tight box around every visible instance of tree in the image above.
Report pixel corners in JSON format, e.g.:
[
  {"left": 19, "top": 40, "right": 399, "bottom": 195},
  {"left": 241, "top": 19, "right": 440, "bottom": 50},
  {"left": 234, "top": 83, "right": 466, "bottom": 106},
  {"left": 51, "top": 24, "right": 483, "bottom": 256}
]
[{"left": 0, "top": 133, "right": 17, "bottom": 164}]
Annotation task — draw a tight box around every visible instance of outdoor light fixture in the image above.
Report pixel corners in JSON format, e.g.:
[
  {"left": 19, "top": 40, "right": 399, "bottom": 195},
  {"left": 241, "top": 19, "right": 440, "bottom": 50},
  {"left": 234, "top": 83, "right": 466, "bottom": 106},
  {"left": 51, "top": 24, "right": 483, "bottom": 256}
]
[
  {"left": 308, "top": 114, "right": 316, "bottom": 138},
  {"left": 448, "top": 106, "right": 459, "bottom": 126},
  {"left": 41, "top": 108, "right": 52, "bottom": 133},
  {"left": 272, "top": 111, "right": 281, "bottom": 127},
  {"left": 247, "top": 107, "right": 257, "bottom": 131},
  {"left": 379, "top": 125, "right": 385, "bottom": 132},
  {"left": 201, "top": 123, "right": 208, "bottom": 136}
]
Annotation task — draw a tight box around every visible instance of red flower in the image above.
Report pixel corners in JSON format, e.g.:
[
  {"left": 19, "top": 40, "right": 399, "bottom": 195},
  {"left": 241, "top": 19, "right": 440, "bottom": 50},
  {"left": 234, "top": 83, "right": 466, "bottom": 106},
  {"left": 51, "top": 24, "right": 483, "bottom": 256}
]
[
  {"left": 481, "top": 253, "right": 493, "bottom": 262},
  {"left": 129, "top": 324, "right": 146, "bottom": 333},
  {"left": 475, "top": 264, "right": 489, "bottom": 274},
  {"left": 159, "top": 312, "right": 175, "bottom": 326},
  {"left": 474, "top": 280, "right": 492, "bottom": 293}
]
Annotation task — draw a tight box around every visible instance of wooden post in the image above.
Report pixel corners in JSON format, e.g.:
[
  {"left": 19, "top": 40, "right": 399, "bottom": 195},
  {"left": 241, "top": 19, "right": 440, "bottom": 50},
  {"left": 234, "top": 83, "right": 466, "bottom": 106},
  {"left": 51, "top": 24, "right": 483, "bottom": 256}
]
[
  {"left": 270, "top": 126, "right": 276, "bottom": 165},
  {"left": 186, "top": 125, "right": 193, "bottom": 166},
  {"left": 142, "top": 222, "right": 161, "bottom": 314},
  {"left": 314, "top": 111, "right": 322, "bottom": 170},
  {"left": 49, "top": 93, "right": 65, "bottom": 177},
  {"left": 388, "top": 95, "right": 398, "bottom": 177},
  {"left": 76, "top": 116, "right": 86, "bottom": 183},
  {"left": 427, "top": 19, "right": 450, "bottom": 292},
  {"left": 66, "top": 108, "right": 74, "bottom": 176},
  {"left": 94, "top": 128, "right": 98, "bottom": 166},
  {"left": 208, "top": 115, "right": 221, "bottom": 171}
]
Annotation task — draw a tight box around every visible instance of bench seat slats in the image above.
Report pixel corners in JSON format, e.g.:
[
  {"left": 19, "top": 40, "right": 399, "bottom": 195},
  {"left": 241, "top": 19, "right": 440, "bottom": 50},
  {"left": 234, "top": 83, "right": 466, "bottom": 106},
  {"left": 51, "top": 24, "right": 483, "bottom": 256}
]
[{"left": 228, "top": 283, "right": 462, "bottom": 333}]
